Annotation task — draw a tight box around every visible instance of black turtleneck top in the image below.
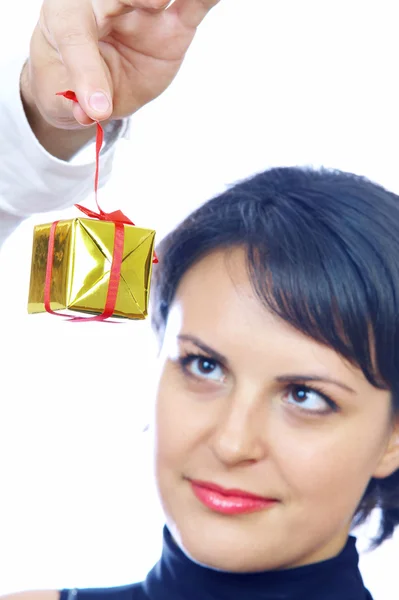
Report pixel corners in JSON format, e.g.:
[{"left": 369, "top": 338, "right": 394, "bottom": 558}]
[{"left": 60, "top": 527, "right": 374, "bottom": 600}]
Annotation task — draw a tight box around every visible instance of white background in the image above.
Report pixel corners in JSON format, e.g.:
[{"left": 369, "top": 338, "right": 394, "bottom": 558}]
[{"left": 0, "top": 1, "right": 399, "bottom": 599}]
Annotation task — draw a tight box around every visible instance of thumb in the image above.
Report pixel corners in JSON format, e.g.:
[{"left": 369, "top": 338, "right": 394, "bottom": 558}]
[{"left": 40, "top": 0, "right": 113, "bottom": 121}]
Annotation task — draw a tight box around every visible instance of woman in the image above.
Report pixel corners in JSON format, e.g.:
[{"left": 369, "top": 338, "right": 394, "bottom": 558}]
[
  {"left": 2, "top": 1, "right": 398, "bottom": 598},
  {"left": 11, "top": 165, "right": 398, "bottom": 600}
]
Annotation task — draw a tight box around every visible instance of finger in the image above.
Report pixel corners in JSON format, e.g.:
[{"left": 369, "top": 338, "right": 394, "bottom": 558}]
[
  {"left": 72, "top": 103, "right": 96, "bottom": 126},
  {"left": 41, "top": 0, "right": 113, "bottom": 121},
  {"left": 93, "top": 0, "right": 170, "bottom": 19},
  {"left": 169, "top": 0, "right": 221, "bottom": 29}
]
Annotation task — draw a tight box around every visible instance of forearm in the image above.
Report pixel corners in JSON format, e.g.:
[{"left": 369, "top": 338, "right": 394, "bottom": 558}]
[{"left": 20, "top": 61, "right": 97, "bottom": 161}]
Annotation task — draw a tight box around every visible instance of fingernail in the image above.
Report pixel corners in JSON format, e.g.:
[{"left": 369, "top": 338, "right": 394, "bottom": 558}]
[{"left": 89, "top": 91, "right": 111, "bottom": 113}]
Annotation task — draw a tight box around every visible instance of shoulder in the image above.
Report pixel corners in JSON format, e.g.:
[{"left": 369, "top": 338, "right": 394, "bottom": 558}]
[
  {"left": 0, "top": 592, "right": 60, "bottom": 600},
  {"left": 60, "top": 586, "right": 145, "bottom": 600},
  {"left": 1, "top": 585, "right": 145, "bottom": 600}
]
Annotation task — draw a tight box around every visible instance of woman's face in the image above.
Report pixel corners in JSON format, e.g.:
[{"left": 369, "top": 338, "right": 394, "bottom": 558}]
[{"left": 154, "top": 248, "right": 399, "bottom": 572}]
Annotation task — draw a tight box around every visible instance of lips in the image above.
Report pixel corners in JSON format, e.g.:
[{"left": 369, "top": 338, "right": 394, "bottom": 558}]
[{"left": 190, "top": 480, "right": 278, "bottom": 515}]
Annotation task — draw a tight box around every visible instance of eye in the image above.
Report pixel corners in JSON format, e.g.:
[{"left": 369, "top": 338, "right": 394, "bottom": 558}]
[
  {"left": 179, "top": 354, "right": 225, "bottom": 383},
  {"left": 284, "top": 385, "right": 338, "bottom": 415}
]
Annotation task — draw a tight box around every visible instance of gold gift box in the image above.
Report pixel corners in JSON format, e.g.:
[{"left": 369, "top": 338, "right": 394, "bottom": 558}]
[{"left": 28, "top": 218, "right": 156, "bottom": 319}]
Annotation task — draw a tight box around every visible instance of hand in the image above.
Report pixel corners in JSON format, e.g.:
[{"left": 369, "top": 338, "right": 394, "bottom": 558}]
[{"left": 26, "top": 0, "right": 220, "bottom": 129}]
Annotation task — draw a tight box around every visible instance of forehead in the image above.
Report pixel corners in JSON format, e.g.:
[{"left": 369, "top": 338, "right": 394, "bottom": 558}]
[
  {"left": 172, "top": 248, "right": 275, "bottom": 330},
  {"left": 174, "top": 248, "right": 257, "bottom": 314},
  {"left": 166, "top": 249, "right": 358, "bottom": 378}
]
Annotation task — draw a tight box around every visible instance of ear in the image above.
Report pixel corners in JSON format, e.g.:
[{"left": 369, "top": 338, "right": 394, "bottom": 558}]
[{"left": 373, "top": 418, "right": 399, "bottom": 479}]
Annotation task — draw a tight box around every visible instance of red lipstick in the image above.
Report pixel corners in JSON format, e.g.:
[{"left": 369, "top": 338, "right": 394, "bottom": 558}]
[{"left": 190, "top": 480, "right": 278, "bottom": 515}]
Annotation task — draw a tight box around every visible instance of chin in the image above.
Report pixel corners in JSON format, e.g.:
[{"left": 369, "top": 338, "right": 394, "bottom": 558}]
[{"left": 167, "top": 515, "right": 284, "bottom": 573}]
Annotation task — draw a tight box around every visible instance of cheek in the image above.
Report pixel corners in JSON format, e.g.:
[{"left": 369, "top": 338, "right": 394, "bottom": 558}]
[
  {"left": 154, "top": 363, "right": 198, "bottom": 467},
  {"left": 274, "top": 420, "right": 382, "bottom": 514},
  {"left": 154, "top": 359, "right": 223, "bottom": 454},
  {"left": 153, "top": 363, "right": 210, "bottom": 517}
]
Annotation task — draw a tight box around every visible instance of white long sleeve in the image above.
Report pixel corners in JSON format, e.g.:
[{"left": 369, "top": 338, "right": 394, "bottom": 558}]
[{"left": 0, "top": 57, "right": 129, "bottom": 248}]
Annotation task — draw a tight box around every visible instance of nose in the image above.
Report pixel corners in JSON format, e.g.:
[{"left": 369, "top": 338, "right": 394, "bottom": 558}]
[{"left": 210, "top": 389, "right": 266, "bottom": 466}]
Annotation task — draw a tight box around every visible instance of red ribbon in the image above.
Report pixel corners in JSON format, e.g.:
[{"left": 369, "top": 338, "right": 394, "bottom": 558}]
[{"left": 43, "top": 90, "right": 157, "bottom": 322}]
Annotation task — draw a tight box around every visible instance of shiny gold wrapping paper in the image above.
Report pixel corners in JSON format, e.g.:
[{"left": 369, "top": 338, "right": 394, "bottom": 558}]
[{"left": 28, "top": 218, "right": 156, "bottom": 319}]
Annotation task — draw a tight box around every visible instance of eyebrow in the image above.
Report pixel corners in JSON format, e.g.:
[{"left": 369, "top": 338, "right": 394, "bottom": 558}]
[
  {"left": 276, "top": 375, "right": 356, "bottom": 394},
  {"left": 177, "top": 334, "right": 228, "bottom": 364},
  {"left": 177, "top": 335, "right": 356, "bottom": 394}
]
